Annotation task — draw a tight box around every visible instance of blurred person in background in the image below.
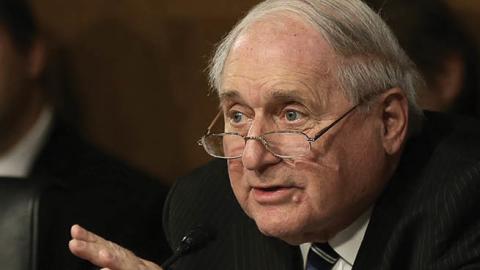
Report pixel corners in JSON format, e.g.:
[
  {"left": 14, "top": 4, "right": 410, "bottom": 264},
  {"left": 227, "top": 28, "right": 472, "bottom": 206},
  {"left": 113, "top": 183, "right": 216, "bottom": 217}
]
[
  {"left": 364, "top": 0, "right": 480, "bottom": 117},
  {"left": 0, "top": 0, "right": 170, "bottom": 268}
]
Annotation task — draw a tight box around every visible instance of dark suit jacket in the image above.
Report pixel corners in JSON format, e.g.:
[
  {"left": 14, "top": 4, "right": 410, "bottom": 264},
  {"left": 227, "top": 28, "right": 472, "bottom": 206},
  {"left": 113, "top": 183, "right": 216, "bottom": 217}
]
[
  {"left": 27, "top": 119, "right": 171, "bottom": 269},
  {"left": 163, "top": 111, "right": 480, "bottom": 270}
]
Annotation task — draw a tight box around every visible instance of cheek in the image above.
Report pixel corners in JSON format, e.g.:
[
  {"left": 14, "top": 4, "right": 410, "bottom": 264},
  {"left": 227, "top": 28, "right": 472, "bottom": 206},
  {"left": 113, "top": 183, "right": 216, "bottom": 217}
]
[
  {"left": 291, "top": 131, "right": 382, "bottom": 212},
  {"left": 291, "top": 158, "right": 345, "bottom": 209},
  {"left": 326, "top": 128, "right": 386, "bottom": 206},
  {"left": 227, "top": 160, "right": 250, "bottom": 207},
  {"left": 307, "top": 119, "right": 384, "bottom": 182}
]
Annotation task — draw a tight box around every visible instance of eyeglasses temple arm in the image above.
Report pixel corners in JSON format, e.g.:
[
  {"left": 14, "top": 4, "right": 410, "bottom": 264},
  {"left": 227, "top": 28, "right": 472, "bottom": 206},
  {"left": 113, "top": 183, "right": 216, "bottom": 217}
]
[
  {"left": 313, "top": 105, "right": 358, "bottom": 141},
  {"left": 206, "top": 110, "right": 223, "bottom": 134}
]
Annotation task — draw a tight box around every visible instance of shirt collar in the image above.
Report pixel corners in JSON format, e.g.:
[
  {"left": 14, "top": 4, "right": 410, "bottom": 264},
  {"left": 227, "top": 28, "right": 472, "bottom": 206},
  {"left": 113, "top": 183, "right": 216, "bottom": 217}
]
[
  {"left": 329, "top": 208, "right": 371, "bottom": 265},
  {"left": 300, "top": 208, "right": 371, "bottom": 267},
  {"left": 0, "top": 107, "right": 53, "bottom": 177}
]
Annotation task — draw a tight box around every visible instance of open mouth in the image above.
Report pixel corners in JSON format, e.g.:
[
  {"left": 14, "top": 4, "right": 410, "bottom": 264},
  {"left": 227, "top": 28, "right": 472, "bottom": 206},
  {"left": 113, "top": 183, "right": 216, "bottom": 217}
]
[
  {"left": 257, "top": 186, "right": 287, "bottom": 192},
  {"left": 251, "top": 186, "right": 297, "bottom": 204}
]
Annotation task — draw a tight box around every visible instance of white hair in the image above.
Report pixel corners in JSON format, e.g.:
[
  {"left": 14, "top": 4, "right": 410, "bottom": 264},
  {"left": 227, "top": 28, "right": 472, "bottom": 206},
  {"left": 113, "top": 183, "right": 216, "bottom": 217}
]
[{"left": 208, "top": 0, "right": 425, "bottom": 132}]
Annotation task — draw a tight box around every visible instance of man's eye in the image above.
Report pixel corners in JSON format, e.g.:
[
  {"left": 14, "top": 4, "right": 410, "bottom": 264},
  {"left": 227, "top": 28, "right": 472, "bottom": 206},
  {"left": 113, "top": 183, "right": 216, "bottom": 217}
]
[
  {"left": 285, "top": 110, "right": 301, "bottom": 121},
  {"left": 232, "top": 112, "right": 244, "bottom": 123}
]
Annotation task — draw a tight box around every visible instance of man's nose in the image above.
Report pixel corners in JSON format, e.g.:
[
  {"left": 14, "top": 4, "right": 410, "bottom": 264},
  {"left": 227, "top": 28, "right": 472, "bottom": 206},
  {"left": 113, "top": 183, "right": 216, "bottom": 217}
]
[{"left": 241, "top": 122, "right": 280, "bottom": 171}]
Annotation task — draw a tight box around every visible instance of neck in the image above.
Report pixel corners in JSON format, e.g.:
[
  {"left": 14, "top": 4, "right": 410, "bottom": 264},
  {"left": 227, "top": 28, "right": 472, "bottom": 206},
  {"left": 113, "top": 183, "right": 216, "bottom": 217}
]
[{"left": 0, "top": 86, "right": 45, "bottom": 155}]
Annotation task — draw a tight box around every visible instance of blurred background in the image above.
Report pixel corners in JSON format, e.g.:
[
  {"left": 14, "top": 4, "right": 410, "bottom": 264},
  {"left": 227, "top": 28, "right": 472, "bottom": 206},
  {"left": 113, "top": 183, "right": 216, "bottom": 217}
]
[{"left": 30, "top": 0, "right": 480, "bottom": 184}]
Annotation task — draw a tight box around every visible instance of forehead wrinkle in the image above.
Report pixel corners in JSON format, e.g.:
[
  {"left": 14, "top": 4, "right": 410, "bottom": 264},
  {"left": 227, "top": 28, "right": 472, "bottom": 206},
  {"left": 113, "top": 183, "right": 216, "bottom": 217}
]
[
  {"left": 220, "top": 61, "right": 333, "bottom": 111},
  {"left": 268, "top": 88, "right": 325, "bottom": 111},
  {"left": 221, "top": 14, "right": 341, "bottom": 114}
]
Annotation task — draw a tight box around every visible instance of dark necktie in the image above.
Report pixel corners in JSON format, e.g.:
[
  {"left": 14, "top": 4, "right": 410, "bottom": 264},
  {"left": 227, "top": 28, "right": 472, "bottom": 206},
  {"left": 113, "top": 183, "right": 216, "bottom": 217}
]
[{"left": 306, "top": 242, "right": 340, "bottom": 270}]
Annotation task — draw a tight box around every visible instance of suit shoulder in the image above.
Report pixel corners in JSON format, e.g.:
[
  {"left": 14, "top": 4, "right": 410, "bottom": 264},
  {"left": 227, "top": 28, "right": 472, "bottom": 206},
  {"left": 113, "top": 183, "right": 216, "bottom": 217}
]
[
  {"left": 360, "top": 112, "right": 480, "bottom": 269},
  {"left": 175, "top": 159, "right": 229, "bottom": 192},
  {"left": 399, "top": 112, "right": 480, "bottom": 205},
  {"left": 33, "top": 120, "right": 168, "bottom": 192},
  {"left": 163, "top": 159, "right": 235, "bottom": 248},
  {"left": 421, "top": 111, "right": 480, "bottom": 159},
  {"left": 164, "top": 158, "right": 231, "bottom": 217}
]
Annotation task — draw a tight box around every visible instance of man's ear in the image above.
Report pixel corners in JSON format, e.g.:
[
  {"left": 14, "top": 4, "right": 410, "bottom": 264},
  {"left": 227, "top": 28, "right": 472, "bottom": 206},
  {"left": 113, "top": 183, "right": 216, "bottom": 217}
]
[
  {"left": 377, "top": 88, "right": 408, "bottom": 155},
  {"left": 27, "top": 38, "right": 47, "bottom": 79}
]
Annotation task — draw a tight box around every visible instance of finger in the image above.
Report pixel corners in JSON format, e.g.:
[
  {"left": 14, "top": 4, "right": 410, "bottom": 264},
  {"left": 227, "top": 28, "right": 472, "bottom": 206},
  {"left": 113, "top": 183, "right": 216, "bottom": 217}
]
[
  {"left": 69, "top": 225, "right": 163, "bottom": 270},
  {"left": 71, "top": 224, "right": 105, "bottom": 243},
  {"left": 69, "top": 237, "right": 161, "bottom": 270},
  {"left": 69, "top": 238, "right": 106, "bottom": 266},
  {"left": 94, "top": 248, "right": 164, "bottom": 270}
]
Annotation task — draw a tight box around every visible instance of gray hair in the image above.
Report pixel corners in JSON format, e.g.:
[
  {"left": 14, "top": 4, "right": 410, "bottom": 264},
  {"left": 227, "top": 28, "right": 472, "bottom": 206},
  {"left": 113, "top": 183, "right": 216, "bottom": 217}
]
[{"left": 208, "top": 0, "right": 425, "bottom": 133}]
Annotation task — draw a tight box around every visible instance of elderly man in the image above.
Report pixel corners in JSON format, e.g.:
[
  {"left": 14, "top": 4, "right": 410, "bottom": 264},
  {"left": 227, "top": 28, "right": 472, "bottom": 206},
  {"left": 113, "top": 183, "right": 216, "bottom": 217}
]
[{"left": 70, "top": 0, "right": 480, "bottom": 269}]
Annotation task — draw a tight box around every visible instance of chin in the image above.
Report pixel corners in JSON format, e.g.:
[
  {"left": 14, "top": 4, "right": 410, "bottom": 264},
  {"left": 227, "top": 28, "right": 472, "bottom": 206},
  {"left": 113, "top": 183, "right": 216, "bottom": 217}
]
[
  {"left": 251, "top": 207, "right": 309, "bottom": 245},
  {"left": 256, "top": 221, "right": 308, "bottom": 245}
]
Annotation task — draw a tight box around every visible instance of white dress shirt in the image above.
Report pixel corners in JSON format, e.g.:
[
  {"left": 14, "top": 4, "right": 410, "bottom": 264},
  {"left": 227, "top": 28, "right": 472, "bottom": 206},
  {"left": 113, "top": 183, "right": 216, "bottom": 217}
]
[
  {"left": 0, "top": 108, "right": 53, "bottom": 177},
  {"left": 300, "top": 209, "right": 372, "bottom": 270}
]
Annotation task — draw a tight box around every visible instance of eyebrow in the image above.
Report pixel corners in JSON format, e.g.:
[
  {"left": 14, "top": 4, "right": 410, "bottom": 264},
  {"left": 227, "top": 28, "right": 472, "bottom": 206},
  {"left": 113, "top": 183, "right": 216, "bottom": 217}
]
[
  {"left": 219, "top": 90, "right": 241, "bottom": 105},
  {"left": 269, "top": 89, "right": 312, "bottom": 106}
]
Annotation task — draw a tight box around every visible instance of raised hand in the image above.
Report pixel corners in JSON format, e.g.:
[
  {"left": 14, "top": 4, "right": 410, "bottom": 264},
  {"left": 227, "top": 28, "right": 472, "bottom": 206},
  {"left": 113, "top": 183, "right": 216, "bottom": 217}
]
[{"left": 69, "top": 224, "right": 163, "bottom": 270}]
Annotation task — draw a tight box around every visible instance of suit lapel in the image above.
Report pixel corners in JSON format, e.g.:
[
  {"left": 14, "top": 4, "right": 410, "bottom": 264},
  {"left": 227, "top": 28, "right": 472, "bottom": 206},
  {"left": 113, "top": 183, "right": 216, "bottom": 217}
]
[{"left": 230, "top": 206, "right": 303, "bottom": 270}]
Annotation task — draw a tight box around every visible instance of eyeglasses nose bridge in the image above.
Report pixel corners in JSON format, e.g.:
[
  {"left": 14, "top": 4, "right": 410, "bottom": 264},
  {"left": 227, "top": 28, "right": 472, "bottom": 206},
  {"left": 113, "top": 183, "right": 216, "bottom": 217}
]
[
  {"left": 243, "top": 135, "right": 279, "bottom": 160},
  {"left": 244, "top": 135, "right": 266, "bottom": 143},
  {"left": 243, "top": 135, "right": 270, "bottom": 149}
]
